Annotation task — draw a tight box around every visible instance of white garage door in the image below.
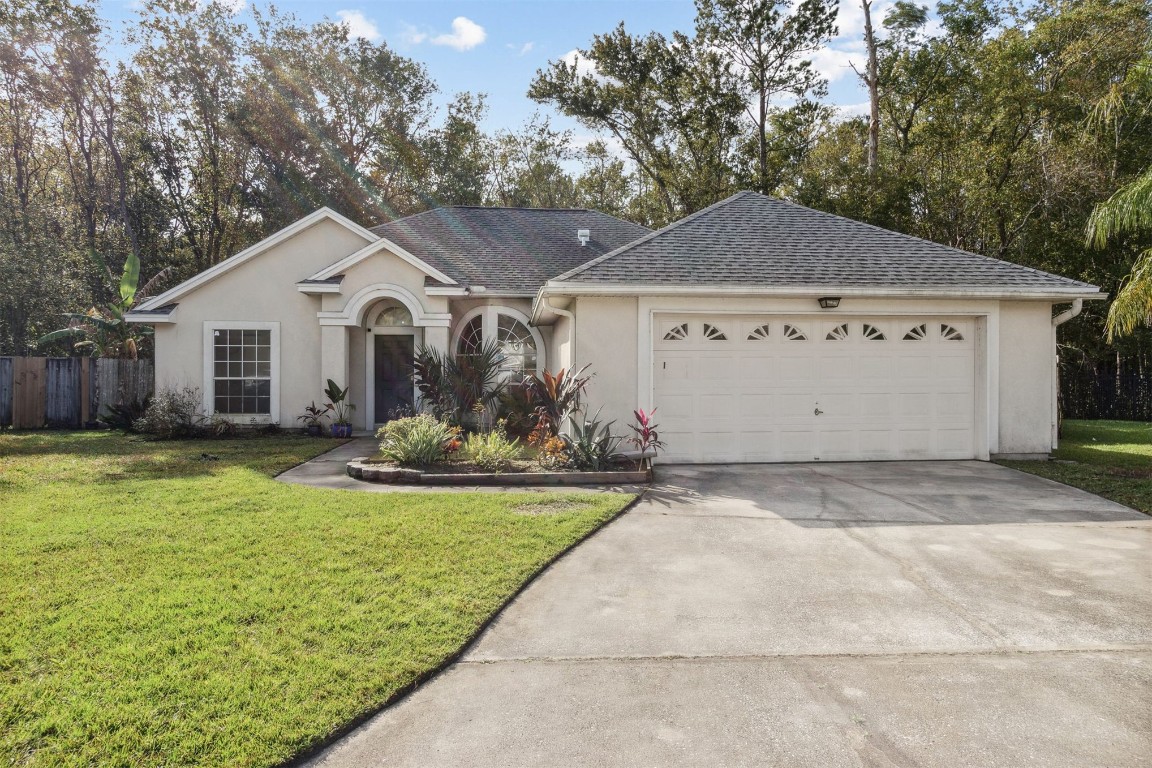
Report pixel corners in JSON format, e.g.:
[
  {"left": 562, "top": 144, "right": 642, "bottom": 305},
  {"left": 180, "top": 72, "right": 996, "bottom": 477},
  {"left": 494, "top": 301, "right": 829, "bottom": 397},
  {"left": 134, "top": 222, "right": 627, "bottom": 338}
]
[{"left": 654, "top": 315, "right": 977, "bottom": 463}]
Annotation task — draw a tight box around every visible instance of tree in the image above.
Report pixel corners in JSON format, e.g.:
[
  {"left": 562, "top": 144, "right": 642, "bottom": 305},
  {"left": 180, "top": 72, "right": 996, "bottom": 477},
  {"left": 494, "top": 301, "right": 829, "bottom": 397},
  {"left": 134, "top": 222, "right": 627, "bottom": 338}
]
[
  {"left": 695, "top": 0, "right": 837, "bottom": 193},
  {"left": 530, "top": 24, "right": 745, "bottom": 223},
  {"left": 1087, "top": 167, "right": 1152, "bottom": 339},
  {"left": 486, "top": 114, "right": 577, "bottom": 209},
  {"left": 854, "top": 0, "right": 880, "bottom": 173}
]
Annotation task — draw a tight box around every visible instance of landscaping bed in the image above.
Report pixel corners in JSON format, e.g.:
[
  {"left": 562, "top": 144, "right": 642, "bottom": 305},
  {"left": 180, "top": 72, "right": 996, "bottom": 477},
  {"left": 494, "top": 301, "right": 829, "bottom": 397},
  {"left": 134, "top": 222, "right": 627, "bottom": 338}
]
[{"left": 347, "top": 456, "right": 652, "bottom": 485}]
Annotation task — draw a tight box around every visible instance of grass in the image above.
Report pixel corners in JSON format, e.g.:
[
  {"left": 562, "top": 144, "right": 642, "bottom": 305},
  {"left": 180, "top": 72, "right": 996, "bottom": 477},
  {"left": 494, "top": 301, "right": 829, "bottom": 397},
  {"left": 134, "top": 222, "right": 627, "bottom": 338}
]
[
  {"left": 0, "top": 431, "right": 635, "bottom": 767},
  {"left": 998, "top": 419, "right": 1152, "bottom": 514}
]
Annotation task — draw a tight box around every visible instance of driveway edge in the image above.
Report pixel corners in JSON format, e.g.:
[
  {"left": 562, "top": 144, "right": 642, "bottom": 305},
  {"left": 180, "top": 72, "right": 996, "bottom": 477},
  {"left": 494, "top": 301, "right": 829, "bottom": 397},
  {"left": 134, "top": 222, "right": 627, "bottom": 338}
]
[{"left": 283, "top": 489, "right": 647, "bottom": 768}]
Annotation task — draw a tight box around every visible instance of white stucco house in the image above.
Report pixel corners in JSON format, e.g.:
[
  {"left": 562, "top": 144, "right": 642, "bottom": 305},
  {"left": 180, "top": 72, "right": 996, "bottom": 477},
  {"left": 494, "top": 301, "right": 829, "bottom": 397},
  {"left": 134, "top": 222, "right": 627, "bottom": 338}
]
[{"left": 126, "top": 191, "right": 1103, "bottom": 462}]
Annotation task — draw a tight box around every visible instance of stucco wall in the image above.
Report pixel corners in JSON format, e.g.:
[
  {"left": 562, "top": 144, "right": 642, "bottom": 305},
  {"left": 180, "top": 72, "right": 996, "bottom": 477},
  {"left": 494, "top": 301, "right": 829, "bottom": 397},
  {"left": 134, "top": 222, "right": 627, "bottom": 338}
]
[
  {"left": 997, "top": 300, "right": 1055, "bottom": 455},
  {"left": 152, "top": 218, "right": 371, "bottom": 425},
  {"left": 573, "top": 296, "right": 640, "bottom": 428}
]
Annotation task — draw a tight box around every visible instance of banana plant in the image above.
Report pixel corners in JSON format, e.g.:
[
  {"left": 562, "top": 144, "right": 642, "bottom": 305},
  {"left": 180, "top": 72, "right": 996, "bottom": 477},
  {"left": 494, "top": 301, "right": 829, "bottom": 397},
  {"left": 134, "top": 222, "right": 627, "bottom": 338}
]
[{"left": 38, "top": 251, "right": 170, "bottom": 359}]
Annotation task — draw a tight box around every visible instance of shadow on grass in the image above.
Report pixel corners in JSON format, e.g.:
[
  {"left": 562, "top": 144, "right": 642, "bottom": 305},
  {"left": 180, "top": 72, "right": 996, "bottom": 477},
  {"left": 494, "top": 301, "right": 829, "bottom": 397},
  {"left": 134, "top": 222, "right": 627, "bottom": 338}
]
[{"left": 0, "top": 431, "right": 345, "bottom": 484}]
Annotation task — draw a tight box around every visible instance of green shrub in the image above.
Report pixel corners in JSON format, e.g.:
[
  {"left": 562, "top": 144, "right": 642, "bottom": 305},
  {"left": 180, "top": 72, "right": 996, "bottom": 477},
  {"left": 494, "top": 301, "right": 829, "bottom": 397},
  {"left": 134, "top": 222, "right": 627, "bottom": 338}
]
[
  {"left": 376, "top": 414, "right": 459, "bottom": 466},
  {"left": 133, "top": 386, "right": 207, "bottom": 439},
  {"left": 464, "top": 424, "right": 522, "bottom": 473}
]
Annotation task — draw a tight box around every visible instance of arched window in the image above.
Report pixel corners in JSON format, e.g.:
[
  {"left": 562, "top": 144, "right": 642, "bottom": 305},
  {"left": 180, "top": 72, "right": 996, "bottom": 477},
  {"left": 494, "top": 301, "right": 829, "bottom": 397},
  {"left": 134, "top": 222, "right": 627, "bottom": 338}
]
[
  {"left": 372, "top": 304, "right": 413, "bottom": 327},
  {"left": 454, "top": 307, "right": 543, "bottom": 379}
]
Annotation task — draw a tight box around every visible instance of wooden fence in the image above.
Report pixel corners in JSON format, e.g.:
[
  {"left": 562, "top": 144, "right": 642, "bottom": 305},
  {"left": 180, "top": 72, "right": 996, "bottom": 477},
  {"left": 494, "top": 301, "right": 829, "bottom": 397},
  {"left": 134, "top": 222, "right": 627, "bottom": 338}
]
[{"left": 0, "top": 357, "right": 153, "bottom": 428}]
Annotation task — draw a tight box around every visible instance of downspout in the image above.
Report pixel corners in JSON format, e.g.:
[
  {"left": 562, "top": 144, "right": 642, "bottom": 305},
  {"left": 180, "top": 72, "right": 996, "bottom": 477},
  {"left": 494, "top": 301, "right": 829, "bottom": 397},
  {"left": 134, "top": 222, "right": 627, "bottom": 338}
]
[
  {"left": 542, "top": 294, "right": 576, "bottom": 367},
  {"left": 1050, "top": 298, "right": 1083, "bottom": 450},
  {"left": 1052, "top": 298, "right": 1083, "bottom": 328}
]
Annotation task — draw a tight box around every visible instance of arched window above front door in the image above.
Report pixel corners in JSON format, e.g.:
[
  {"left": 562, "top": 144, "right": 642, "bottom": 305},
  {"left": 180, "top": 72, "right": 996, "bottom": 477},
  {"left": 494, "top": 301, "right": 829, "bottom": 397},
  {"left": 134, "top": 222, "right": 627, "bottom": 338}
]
[
  {"left": 372, "top": 303, "right": 413, "bottom": 327},
  {"left": 453, "top": 306, "right": 544, "bottom": 379}
]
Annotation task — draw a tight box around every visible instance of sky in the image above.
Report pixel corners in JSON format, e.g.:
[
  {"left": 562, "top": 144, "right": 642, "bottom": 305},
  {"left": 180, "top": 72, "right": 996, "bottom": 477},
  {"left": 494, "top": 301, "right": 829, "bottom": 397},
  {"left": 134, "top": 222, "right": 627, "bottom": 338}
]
[{"left": 98, "top": 0, "right": 882, "bottom": 142}]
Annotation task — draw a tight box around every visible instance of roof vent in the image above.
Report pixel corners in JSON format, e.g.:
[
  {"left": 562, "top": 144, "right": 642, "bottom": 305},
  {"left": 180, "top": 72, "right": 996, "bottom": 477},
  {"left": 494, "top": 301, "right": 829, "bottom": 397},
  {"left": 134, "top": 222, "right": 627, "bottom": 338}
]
[{"left": 577, "top": 228, "right": 590, "bottom": 246}]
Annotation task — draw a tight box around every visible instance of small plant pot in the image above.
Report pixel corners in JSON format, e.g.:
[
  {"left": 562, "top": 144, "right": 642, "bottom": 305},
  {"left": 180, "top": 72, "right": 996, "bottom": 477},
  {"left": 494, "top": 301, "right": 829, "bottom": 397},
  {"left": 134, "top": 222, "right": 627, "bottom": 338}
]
[
  {"left": 305, "top": 424, "right": 323, "bottom": 437},
  {"left": 331, "top": 424, "right": 353, "bottom": 438}
]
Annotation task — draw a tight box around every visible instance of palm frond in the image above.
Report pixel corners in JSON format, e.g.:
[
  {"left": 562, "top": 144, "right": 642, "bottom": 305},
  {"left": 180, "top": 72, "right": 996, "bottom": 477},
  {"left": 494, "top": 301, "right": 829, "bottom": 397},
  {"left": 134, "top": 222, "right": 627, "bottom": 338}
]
[
  {"left": 1105, "top": 249, "right": 1152, "bottom": 341},
  {"left": 1086, "top": 167, "right": 1152, "bottom": 248}
]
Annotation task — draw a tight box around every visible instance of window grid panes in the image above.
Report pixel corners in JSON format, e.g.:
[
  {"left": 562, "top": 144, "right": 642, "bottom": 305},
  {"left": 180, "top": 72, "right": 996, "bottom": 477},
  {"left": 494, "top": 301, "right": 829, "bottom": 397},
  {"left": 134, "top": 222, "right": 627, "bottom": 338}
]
[
  {"left": 213, "top": 329, "right": 272, "bottom": 414},
  {"left": 496, "top": 314, "right": 538, "bottom": 378},
  {"left": 455, "top": 311, "right": 540, "bottom": 380},
  {"left": 457, "top": 315, "right": 484, "bottom": 356}
]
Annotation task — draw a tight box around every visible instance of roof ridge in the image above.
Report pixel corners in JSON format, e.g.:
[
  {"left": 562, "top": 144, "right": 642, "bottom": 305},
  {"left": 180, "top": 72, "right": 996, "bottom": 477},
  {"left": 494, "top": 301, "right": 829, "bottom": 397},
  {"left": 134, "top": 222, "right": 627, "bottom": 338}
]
[
  {"left": 551, "top": 191, "right": 752, "bottom": 282},
  {"left": 762, "top": 194, "right": 1096, "bottom": 289},
  {"left": 444, "top": 205, "right": 592, "bottom": 212}
]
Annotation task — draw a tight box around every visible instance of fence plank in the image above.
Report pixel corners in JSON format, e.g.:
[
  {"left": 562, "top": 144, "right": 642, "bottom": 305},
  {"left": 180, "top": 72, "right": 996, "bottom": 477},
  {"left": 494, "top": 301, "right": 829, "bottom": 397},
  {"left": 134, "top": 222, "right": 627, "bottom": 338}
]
[
  {"left": 12, "top": 357, "right": 47, "bottom": 429},
  {"left": 46, "top": 358, "right": 82, "bottom": 427},
  {"left": 0, "top": 357, "right": 12, "bottom": 426},
  {"left": 94, "top": 358, "right": 153, "bottom": 420},
  {"left": 80, "top": 357, "right": 91, "bottom": 424}
]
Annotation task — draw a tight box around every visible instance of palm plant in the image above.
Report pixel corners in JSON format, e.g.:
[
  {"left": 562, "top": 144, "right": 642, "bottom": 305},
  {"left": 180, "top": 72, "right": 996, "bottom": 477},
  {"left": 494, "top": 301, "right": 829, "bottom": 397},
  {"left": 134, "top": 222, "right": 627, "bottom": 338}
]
[
  {"left": 1088, "top": 166, "right": 1152, "bottom": 340},
  {"left": 412, "top": 341, "right": 508, "bottom": 425},
  {"left": 527, "top": 365, "right": 592, "bottom": 436},
  {"left": 38, "top": 251, "right": 169, "bottom": 359}
]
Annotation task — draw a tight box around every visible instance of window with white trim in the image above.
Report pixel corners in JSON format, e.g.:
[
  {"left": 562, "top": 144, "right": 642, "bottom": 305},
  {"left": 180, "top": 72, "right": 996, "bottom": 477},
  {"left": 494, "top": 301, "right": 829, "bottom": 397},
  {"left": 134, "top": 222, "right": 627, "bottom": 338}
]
[
  {"left": 454, "top": 307, "right": 542, "bottom": 379},
  {"left": 205, "top": 323, "right": 279, "bottom": 418}
]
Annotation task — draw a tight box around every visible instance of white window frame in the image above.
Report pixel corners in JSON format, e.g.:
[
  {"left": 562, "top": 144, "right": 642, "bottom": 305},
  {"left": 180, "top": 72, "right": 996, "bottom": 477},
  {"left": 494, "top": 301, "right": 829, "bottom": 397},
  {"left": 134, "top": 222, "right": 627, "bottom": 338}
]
[
  {"left": 202, "top": 321, "right": 281, "bottom": 423},
  {"left": 451, "top": 306, "right": 545, "bottom": 378}
]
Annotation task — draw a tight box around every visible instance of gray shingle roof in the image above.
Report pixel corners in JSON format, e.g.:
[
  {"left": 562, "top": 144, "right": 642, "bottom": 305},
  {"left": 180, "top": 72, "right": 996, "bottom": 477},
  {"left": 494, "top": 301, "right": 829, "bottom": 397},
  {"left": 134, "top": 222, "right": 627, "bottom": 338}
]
[
  {"left": 555, "top": 191, "right": 1100, "bottom": 294},
  {"left": 368, "top": 206, "right": 652, "bottom": 293}
]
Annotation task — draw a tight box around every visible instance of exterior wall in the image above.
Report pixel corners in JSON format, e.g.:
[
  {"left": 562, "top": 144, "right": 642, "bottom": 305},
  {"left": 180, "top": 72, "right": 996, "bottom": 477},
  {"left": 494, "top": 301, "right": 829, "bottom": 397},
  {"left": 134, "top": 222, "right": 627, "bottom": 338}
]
[
  {"left": 151, "top": 218, "right": 371, "bottom": 425},
  {"left": 322, "top": 252, "right": 450, "bottom": 317},
  {"left": 997, "top": 300, "right": 1056, "bottom": 455},
  {"left": 573, "top": 296, "right": 640, "bottom": 428},
  {"left": 553, "top": 313, "right": 574, "bottom": 371}
]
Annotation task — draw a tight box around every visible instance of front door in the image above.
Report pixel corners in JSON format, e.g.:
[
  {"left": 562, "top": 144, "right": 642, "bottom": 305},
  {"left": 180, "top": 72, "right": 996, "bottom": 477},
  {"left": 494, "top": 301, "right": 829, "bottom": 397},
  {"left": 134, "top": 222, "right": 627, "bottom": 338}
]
[{"left": 374, "top": 335, "right": 415, "bottom": 422}]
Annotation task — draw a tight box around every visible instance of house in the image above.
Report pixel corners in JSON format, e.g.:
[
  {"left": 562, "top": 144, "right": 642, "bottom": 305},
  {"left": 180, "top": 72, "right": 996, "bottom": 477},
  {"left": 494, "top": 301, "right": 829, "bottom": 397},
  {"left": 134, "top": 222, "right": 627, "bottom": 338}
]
[{"left": 126, "top": 191, "right": 1103, "bottom": 463}]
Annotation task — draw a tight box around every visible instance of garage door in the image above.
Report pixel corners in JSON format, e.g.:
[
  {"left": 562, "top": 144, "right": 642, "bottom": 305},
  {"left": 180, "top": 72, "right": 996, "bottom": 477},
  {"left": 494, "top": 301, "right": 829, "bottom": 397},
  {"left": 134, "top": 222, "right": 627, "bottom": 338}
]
[{"left": 654, "top": 315, "right": 976, "bottom": 463}]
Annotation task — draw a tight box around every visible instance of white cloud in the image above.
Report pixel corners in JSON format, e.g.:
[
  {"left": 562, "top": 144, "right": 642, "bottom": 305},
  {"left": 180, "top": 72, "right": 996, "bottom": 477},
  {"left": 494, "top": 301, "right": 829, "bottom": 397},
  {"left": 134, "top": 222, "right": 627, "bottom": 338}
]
[
  {"left": 430, "top": 16, "right": 487, "bottom": 51},
  {"left": 809, "top": 42, "right": 864, "bottom": 84},
  {"left": 837, "top": 101, "right": 872, "bottom": 117},
  {"left": 400, "top": 23, "right": 427, "bottom": 45},
  {"left": 561, "top": 49, "right": 600, "bottom": 79},
  {"left": 517, "top": 41, "right": 535, "bottom": 56},
  {"left": 336, "top": 10, "right": 381, "bottom": 42}
]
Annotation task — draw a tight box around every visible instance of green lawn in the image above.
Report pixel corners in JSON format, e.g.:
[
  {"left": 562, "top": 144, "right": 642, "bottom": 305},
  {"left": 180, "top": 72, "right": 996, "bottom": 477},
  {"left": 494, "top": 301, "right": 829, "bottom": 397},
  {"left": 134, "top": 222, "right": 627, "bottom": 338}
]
[
  {"left": 998, "top": 419, "right": 1152, "bottom": 514},
  {"left": 0, "top": 432, "right": 634, "bottom": 767}
]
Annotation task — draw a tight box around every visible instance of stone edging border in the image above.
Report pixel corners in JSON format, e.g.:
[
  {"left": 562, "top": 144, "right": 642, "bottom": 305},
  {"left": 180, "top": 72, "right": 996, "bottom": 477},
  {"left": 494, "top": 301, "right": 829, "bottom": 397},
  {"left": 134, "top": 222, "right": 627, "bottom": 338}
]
[{"left": 346, "top": 458, "right": 652, "bottom": 486}]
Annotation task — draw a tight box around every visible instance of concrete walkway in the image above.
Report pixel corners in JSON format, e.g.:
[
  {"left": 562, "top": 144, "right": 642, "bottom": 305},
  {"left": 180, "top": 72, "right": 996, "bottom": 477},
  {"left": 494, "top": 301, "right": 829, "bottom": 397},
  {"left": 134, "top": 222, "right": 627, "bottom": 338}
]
[
  {"left": 275, "top": 437, "right": 644, "bottom": 495},
  {"left": 300, "top": 461, "right": 1152, "bottom": 767}
]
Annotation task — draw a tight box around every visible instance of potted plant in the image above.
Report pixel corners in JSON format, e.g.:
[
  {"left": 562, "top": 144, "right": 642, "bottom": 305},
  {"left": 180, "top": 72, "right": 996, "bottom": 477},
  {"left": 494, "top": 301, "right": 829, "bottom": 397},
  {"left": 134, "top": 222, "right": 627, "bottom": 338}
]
[
  {"left": 297, "top": 401, "right": 330, "bottom": 437},
  {"left": 324, "top": 379, "right": 356, "bottom": 438}
]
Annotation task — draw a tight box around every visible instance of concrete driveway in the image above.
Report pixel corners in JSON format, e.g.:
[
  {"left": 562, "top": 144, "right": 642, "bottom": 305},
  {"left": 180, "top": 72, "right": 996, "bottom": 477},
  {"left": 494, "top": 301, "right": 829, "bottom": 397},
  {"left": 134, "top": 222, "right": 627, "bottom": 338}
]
[{"left": 302, "top": 461, "right": 1152, "bottom": 768}]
